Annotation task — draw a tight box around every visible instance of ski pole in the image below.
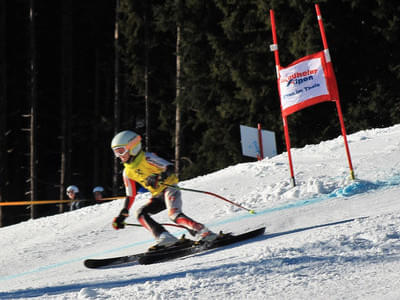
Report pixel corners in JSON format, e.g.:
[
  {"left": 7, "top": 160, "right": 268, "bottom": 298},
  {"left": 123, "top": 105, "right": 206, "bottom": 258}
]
[
  {"left": 162, "top": 183, "right": 255, "bottom": 214},
  {"left": 125, "top": 222, "right": 187, "bottom": 230}
]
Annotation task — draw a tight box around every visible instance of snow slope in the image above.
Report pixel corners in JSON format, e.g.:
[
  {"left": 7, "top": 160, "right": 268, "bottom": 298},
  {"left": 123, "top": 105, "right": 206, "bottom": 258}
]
[{"left": 1, "top": 124, "right": 400, "bottom": 299}]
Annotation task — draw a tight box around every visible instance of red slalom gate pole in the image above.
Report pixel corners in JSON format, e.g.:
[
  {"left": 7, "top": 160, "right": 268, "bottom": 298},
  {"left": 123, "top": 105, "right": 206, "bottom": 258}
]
[
  {"left": 257, "top": 123, "right": 264, "bottom": 160},
  {"left": 269, "top": 9, "right": 296, "bottom": 187},
  {"left": 315, "top": 4, "right": 355, "bottom": 180}
]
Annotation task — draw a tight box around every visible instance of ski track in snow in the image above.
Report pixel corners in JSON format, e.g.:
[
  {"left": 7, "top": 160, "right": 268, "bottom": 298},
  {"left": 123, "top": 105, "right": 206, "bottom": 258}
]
[{"left": 1, "top": 124, "right": 400, "bottom": 299}]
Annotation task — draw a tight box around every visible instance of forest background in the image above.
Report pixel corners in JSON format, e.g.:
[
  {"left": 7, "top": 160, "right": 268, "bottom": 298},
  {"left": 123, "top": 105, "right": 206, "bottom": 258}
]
[{"left": 0, "top": 0, "right": 399, "bottom": 226}]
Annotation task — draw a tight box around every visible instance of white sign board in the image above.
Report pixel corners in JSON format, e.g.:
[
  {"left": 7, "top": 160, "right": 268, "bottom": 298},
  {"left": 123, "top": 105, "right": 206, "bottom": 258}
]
[{"left": 240, "top": 125, "right": 277, "bottom": 159}]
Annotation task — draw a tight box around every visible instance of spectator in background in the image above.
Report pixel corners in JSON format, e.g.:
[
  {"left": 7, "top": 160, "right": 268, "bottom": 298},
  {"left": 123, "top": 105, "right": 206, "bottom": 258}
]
[
  {"left": 92, "top": 186, "right": 106, "bottom": 204},
  {"left": 66, "top": 185, "right": 85, "bottom": 210}
]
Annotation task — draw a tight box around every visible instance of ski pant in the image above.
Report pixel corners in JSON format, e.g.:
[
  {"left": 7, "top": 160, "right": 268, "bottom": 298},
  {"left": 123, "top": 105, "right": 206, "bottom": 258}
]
[{"left": 135, "top": 186, "right": 204, "bottom": 238}]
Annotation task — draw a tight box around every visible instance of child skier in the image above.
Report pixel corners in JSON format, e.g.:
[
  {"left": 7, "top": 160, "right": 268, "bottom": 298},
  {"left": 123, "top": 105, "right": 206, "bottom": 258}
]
[{"left": 111, "top": 130, "right": 217, "bottom": 249}]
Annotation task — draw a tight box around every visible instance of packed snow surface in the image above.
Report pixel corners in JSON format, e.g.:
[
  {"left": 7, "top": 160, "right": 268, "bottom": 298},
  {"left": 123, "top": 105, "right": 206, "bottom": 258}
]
[{"left": 2, "top": 124, "right": 400, "bottom": 299}]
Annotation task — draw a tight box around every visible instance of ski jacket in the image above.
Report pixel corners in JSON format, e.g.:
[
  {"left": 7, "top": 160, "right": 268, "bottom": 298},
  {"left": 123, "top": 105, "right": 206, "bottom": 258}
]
[
  {"left": 70, "top": 194, "right": 91, "bottom": 211},
  {"left": 122, "top": 151, "right": 178, "bottom": 209}
]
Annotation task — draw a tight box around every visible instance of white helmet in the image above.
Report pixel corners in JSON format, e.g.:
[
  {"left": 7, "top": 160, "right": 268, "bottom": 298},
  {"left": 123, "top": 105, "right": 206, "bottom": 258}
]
[
  {"left": 92, "top": 186, "right": 104, "bottom": 193},
  {"left": 111, "top": 130, "right": 142, "bottom": 157},
  {"left": 66, "top": 185, "right": 79, "bottom": 194}
]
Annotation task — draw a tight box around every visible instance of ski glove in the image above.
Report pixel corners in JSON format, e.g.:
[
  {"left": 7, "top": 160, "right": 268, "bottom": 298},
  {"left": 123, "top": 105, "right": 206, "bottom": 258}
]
[
  {"left": 146, "top": 165, "right": 174, "bottom": 189},
  {"left": 112, "top": 208, "right": 129, "bottom": 230},
  {"left": 145, "top": 174, "right": 161, "bottom": 189},
  {"left": 145, "top": 172, "right": 168, "bottom": 189}
]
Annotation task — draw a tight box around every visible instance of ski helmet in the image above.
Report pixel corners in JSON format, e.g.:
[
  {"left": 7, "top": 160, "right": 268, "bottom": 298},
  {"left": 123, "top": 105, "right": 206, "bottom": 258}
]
[
  {"left": 66, "top": 185, "right": 79, "bottom": 194},
  {"left": 111, "top": 130, "right": 142, "bottom": 157},
  {"left": 92, "top": 186, "right": 104, "bottom": 193}
]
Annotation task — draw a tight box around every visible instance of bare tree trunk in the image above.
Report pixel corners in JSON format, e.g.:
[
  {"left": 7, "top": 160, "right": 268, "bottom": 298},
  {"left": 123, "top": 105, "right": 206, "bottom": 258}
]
[
  {"left": 59, "top": 0, "right": 73, "bottom": 212},
  {"left": 0, "top": 0, "right": 7, "bottom": 226},
  {"left": 29, "top": 0, "right": 38, "bottom": 219},
  {"left": 175, "top": 25, "right": 181, "bottom": 176},
  {"left": 112, "top": 0, "right": 120, "bottom": 195},
  {"left": 93, "top": 49, "right": 100, "bottom": 187},
  {"left": 144, "top": 0, "right": 150, "bottom": 151}
]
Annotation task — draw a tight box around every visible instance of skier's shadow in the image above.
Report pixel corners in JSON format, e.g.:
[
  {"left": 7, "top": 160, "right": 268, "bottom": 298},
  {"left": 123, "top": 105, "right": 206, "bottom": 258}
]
[
  {"left": 188, "top": 216, "right": 368, "bottom": 259},
  {"left": 263, "top": 216, "right": 368, "bottom": 240}
]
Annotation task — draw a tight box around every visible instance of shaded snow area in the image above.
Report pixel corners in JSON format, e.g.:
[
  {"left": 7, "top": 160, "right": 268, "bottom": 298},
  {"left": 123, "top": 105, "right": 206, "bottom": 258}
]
[{"left": 2, "top": 124, "right": 400, "bottom": 299}]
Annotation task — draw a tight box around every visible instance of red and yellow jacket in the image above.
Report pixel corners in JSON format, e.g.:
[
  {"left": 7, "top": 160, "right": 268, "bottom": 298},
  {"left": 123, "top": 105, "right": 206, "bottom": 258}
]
[{"left": 122, "top": 151, "right": 178, "bottom": 209}]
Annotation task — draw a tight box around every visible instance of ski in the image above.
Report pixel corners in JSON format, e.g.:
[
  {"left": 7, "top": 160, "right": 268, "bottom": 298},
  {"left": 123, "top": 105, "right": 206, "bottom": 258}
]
[
  {"left": 84, "top": 227, "right": 265, "bottom": 268},
  {"left": 84, "top": 253, "right": 143, "bottom": 269},
  {"left": 138, "top": 227, "right": 266, "bottom": 265},
  {"left": 84, "top": 237, "right": 195, "bottom": 269}
]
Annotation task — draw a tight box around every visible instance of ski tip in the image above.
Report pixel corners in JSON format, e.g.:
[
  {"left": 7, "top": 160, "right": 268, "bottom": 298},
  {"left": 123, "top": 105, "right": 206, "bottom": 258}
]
[
  {"left": 249, "top": 209, "right": 256, "bottom": 214},
  {"left": 83, "top": 260, "right": 95, "bottom": 269}
]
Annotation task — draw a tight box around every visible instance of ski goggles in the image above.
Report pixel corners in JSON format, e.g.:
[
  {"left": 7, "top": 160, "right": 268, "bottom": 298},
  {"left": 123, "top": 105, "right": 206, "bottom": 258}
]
[
  {"left": 113, "top": 146, "right": 129, "bottom": 157},
  {"left": 112, "top": 135, "right": 142, "bottom": 157}
]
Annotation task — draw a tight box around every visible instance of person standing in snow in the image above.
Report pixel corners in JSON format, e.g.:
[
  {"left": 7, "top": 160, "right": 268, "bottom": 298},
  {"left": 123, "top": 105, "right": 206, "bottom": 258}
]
[
  {"left": 92, "top": 186, "right": 109, "bottom": 204},
  {"left": 66, "top": 185, "right": 85, "bottom": 211},
  {"left": 111, "top": 130, "right": 217, "bottom": 249}
]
